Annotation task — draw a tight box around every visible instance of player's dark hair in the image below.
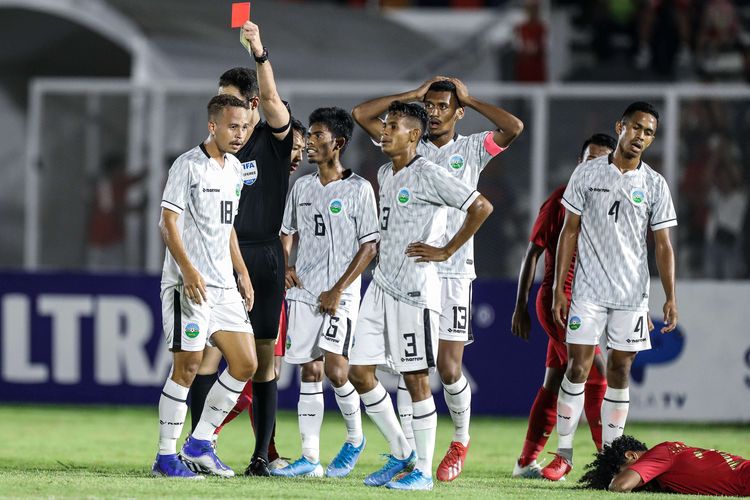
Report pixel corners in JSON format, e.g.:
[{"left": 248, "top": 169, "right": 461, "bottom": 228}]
[
  {"left": 218, "top": 67, "right": 259, "bottom": 103},
  {"left": 207, "top": 94, "right": 248, "bottom": 120},
  {"left": 621, "top": 101, "right": 659, "bottom": 125},
  {"left": 580, "top": 133, "right": 617, "bottom": 159},
  {"left": 308, "top": 107, "right": 355, "bottom": 155},
  {"left": 578, "top": 435, "right": 649, "bottom": 491},
  {"left": 426, "top": 80, "right": 462, "bottom": 106},
  {"left": 291, "top": 117, "right": 306, "bottom": 137},
  {"left": 387, "top": 100, "right": 428, "bottom": 138}
]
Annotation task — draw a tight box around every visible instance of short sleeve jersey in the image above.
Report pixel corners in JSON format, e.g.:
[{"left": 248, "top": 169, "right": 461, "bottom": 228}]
[
  {"left": 374, "top": 156, "right": 480, "bottom": 311},
  {"left": 628, "top": 441, "right": 750, "bottom": 496},
  {"left": 281, "top": 170, "right": 379, "bottom": 306},
  {"left": 234, "top": 121, "right": 293, "bottom": 242},
  {"left": 561, "top": 154, "right": 677, "bottom": 310},
  {"left": 416, "top": 131, "right": 503, "bottom": 279},
  {"left": 529, "top": 184, "right": 574, "bottom": 297},
  {"left": 160, "top": 144, "right": 243, "bottom": 289}
]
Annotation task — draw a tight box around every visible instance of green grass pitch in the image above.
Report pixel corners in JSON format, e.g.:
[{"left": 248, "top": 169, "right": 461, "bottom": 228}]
[{"left": 0, "top": 405, "right": 747, "bottom": 499}]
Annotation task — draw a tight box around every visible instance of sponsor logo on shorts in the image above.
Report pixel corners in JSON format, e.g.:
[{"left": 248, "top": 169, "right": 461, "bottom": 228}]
[
  {"left": 626, "top": 337, "right": 648, "bottom": 343},
  {"left": 449, "top": 154, "right": 465, "bottom": 170},
  {"left": 329, "top": 198, "right": 343, "bottom": 215},
  {"left": 397, "top": 188, "right": 411, "bottom": 205},
  {"left": 184, "top": 322, "right": 200, "bottom": 339},
  {"left": 568, "top": 316, "right": 582, "bottom": 331},
  {"left": 401, "top": 356, "right": 424, "bottom": 363},
  {"left": 407, "top": 291, "right": 421, "bottom": 297}
]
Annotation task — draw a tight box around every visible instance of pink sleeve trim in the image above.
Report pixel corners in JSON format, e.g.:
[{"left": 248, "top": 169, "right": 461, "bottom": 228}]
[{"left": 483, "top": 131, "right": 506, "bottom": 157}]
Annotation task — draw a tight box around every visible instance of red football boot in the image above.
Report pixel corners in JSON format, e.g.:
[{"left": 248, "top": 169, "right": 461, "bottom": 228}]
[
  {"left": 436, "top": 441, "right": 469, "bottom": 482},
  {"left": 540, "top": 452, "right": 571, "bottom": 481}
]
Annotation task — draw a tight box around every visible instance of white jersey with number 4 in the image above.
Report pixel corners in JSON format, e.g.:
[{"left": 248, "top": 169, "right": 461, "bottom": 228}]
[
  {"left": 561, "top": 155, "right": 677, "bottom": 310},
  {"left": 160, "top": 144, "right": 243, "bottom": 289},
  {"left": 281, "top": 170, "right": 379, "bottom": 307},
  {"left": 374, "top": 155, "right": 480, "bottom": 312},
  {"left": 416, "top": 131, "right": 505, "bottom": 279}
]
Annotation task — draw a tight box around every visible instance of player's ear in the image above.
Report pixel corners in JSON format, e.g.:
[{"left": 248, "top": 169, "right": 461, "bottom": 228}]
[
  {"left": 334, "top": 136, "right": 346, "bottom": 151},
  {"left": 249, "top": 96, "right": 260, "bottom": 111},
  {"left": 208, "top": 120, "right": 216, "bottom": 135},
  {"left": 615, "top": 119, "right": 623, "bottom": 136},
  {"left": 456, "top": 106, "right": 465, "bottom": 121},
  {"left": 409, "top": 128, "right": 421, "bottom": 142}
]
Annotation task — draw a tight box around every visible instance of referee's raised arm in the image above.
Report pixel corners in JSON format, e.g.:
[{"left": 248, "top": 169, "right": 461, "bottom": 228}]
[{"left": 241, "top": 21, "right": 290, "bottom": 141}]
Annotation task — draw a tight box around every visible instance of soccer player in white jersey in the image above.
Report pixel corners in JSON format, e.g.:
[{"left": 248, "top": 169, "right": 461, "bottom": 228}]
[
  {"left": 152, "top": 94, "right": 258, "bottom": 479},
  {"left": 541, "top": 102, "right": 678, "bottom": 481},
  {"left": 348, "top": 101, "right": 494, "bottom": 490},
  {"left": 352, "top": 77, "right": 523, "bottom": 480},
  {"left": 272, "top": 107, "right": 379, "bottom": 478}
]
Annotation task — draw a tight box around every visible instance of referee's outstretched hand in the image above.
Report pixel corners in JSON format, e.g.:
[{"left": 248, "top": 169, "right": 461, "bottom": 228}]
[{"left": 182, "top": 265, "right": 207, "bottom": 305}]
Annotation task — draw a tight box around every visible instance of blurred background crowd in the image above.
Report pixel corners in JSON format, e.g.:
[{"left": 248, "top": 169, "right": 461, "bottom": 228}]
[{"left": 1, "top": 0, "right": 748, "bottom": 280}]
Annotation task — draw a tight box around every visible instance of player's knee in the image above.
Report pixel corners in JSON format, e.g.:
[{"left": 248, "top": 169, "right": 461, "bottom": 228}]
[
  {"left": 229, "top": 358, "right": 257, "bottom": 381},
  {"left": 438, "top": 362, "right": 462, "bottom": 385},
  {"left": 324, "top": 363, "right": 348, "bottom": 387},
  {"left": 301, "top": 363, "right": 324, "bottom": 383},
  {"left": 568, "top": 363, "right": 590, "bottom": 383},
  {"left": 348, "top": 366, "right": 370, "bottom": 392},
  {"left": 173, "top": 359, "right": 201, "bottom": 386}
]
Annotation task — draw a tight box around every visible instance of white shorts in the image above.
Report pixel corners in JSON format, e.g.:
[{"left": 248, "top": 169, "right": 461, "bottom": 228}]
[
  {"left": 349, "top": 281, "right": 439, "bottom": 373},
  {"left": 285, "top": 299, "right": 358, "bottom": 364},
  {"left": 161, "top": 285, "right": 253, "bottom": 352},
  {"left": 439, "top": 277, "right": 473, "bottom": 343},
  {"left": 566, "top": 299, "right": 651, "bottom": 352}
]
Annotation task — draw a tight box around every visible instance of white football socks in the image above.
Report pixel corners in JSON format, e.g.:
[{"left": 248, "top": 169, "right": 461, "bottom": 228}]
[
  {"left": 601, "top": 386, "right": 630, "bottom": 447},
  {"left": 298, "top": 381, "right": 324, "bottom": 462},
  {"left": 556, "top": 375, "right": 586, "bottom": 461},
  {"left": 192, "top": 370, "right": 245, "bottom": 441},
  {"left": 396, "top": 376, "right": 416, "bottom": 450},
  {"left": 443, "top": 375, "right": 471, "bottom": 446},
  {"left": 361, "top": 382, "right": 411, "bottom": 460},
  {"left": 333, "top": 381, "right": 363, "bottom": 446},
  {"left": 158, "top": 378, "right": 189, "bottom": 455},
  {"left": 412, "top": 397, "right": 437, "bottom": 477}
]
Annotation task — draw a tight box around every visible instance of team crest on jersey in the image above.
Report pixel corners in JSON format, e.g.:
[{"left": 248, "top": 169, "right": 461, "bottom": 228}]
[
  {"left": 449, "top": 154, "right": 465, "bottom": 170},
  {"left": 242, "top": 160, "right": 258, "bottom": 186},
  {"left": 630, "top": 188, "right": 646, "bottom": 205},
  {"left": 285, "top": 334, "right": 292, "bottom": 350},
  {"left": 397, "top": 188, "right": 411, "bottom": 206},
  {"left": 329, "top": 199, "right": 343, "bottom": 215},
  {"left": 185, "top": 322, "right": 200, "bottom": 339},
  {"left": 568, "top": 316, "right": 582, "bottom": 331}
]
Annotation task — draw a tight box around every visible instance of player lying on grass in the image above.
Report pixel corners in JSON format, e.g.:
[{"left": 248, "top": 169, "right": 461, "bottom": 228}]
[{"left": 580, "top": 435, "right": 750, "bottom": 496}]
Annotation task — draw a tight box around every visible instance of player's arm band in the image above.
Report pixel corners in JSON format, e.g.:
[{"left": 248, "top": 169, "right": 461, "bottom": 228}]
[{"left": 268, "top": 119, "right": 291, "bottom": 134}]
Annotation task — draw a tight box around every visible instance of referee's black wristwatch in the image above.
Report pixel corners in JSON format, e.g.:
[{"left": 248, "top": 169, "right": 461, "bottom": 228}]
[{"left": 254, "top": 47, "right": 269, "bottom": 64}]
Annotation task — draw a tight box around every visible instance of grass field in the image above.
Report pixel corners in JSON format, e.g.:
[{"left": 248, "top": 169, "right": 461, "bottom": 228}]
[{"left": 0, "top": 405, "right": 747, "bottom": 499}]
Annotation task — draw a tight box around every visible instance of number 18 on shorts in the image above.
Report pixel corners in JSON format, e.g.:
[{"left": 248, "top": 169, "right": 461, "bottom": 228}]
[{"left": 566, "top": 299, "right": 651, "bottom": 352}]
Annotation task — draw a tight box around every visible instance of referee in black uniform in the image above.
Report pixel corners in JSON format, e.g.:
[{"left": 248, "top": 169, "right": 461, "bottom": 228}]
[{"left": 190, "top": 20, "right": 292, "bottom": 477}]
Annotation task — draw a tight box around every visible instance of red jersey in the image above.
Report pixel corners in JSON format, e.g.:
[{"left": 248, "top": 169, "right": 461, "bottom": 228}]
[
  {"left": 529, "top": 185, "right": 575, "bottom": 298},
  {"left": 629, "top": 441, "right": 750, "bottom": 496}
]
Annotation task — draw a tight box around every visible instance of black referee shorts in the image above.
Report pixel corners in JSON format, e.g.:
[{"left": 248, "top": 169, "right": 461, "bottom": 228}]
[{"left": 240, "top": 238, "right": 285, "bottom": 341}]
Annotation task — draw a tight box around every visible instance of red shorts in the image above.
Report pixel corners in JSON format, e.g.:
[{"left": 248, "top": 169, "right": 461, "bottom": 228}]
[
  {"left": 536, "top": 287, "right": 600, "bottom": 369},
  {"left": 274, "top": 298, "right": 287, "bottom": 357}
]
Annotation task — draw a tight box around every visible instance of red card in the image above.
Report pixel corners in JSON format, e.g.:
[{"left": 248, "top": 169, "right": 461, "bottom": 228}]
[{"left": 231, "top": 2, "right": 251, "bottom": 28}]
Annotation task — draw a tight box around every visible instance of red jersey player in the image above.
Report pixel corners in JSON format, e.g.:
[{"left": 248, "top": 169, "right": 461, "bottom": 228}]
[
  {"left": 510, "top": 134, "right": 616, "bottom": 478},
  {"left": 581, "top": 435, "right": 750, "bottom": 496}
]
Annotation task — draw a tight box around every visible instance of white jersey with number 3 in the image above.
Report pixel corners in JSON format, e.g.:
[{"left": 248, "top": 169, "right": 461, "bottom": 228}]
[
  {"left": 160, "top": 144, "right": 243, "bottom": 289},
  {"left": 561, "top": 155, "right": 677, "bottom": 310},
  {"left": 374, "top": 156, "right": 480, "bottom": 311}
]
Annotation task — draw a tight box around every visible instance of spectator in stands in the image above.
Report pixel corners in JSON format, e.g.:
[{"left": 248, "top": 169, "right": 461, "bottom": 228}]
[
  {"left": 512, "top": 0, "right": 547, "bottom": 82},
  {"left": 635, "top": 0, "right": 693, "bottom": 78},
  {"left": 86, "top": 153, "right": 145, "bottom": 271},
  {"left": 695, "top": 0, "right": 747, "bottom": 81}
]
